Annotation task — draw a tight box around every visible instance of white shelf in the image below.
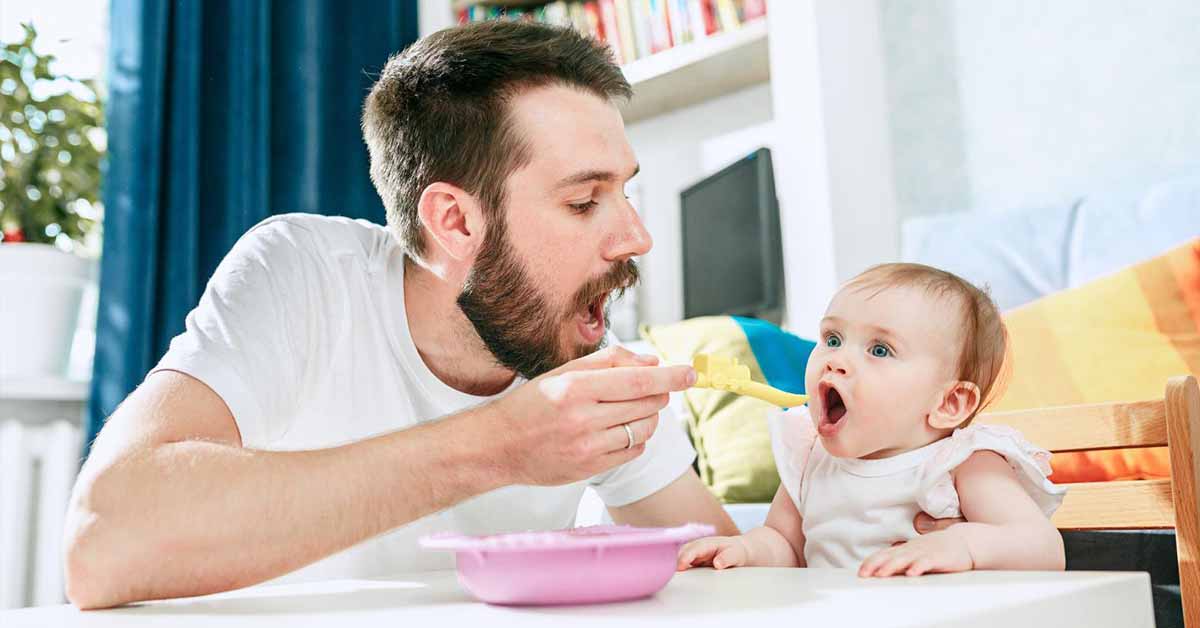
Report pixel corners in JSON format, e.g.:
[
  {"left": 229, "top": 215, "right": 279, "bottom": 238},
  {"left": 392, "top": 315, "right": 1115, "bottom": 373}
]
[
  {"left": 619, "top": 18, "right": 769, "bottom": 124},
  {"left": 0, "top": 377, "right": 89, "bottom": 402}
]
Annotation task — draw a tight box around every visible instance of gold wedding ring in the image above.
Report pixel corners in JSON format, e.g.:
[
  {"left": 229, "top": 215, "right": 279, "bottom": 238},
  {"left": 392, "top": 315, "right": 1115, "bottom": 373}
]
[{"left": 622, "top": 422, "right": 635, "bottom": 449}]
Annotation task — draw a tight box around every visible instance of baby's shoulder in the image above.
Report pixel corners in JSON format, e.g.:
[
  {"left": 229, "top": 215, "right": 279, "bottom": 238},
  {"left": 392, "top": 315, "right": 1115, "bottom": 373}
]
[
  {"left": 928, "top": 424, "right": 1052, "bottom": 474},
  {"left": 917, "top": 424, "right": 1066, "bottom": 519}
]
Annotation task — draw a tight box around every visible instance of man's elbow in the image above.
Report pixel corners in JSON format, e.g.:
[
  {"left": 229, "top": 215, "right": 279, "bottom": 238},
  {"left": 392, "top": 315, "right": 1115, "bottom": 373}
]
[
  {"left": 62, "top": 471, "right": 140, "bottom": 609},
  {"left": 63, "top": 499, "right": 139, "bottom": 612},
  {"left": 63, "top": 516, "right": 125, "bottom": 609}
]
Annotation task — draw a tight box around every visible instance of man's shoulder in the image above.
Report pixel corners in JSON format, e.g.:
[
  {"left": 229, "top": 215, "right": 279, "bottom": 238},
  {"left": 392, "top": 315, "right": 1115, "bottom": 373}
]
[
  {"left": 252, "top": 213, "right": 391, "bottom": 244},
  {"left": 245, "top": 213, "right": 398, "bottom": 265}
]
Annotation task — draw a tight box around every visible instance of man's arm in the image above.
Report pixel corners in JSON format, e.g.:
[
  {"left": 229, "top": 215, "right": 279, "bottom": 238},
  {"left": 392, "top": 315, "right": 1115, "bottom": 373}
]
[
  {"left": 607, "top": 469, "right": 738, "bottom": 536},
  {"left": 64, "top": 370, "right": 513, "bottom": 609},
  {"left": 64, "top": 347, "right": 695, "bottom": 609}
]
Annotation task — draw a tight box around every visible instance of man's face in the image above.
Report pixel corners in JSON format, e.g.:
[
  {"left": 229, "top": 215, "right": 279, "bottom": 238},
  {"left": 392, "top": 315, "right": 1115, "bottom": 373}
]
[{"left": 457, "top": 85, "right": 650, "bottom": 379}]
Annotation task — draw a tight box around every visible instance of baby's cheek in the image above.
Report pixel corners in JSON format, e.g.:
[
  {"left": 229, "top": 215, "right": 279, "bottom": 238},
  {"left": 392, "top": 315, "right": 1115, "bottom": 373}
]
[{"left": 804, "top": 354, "right": 822, "bottom": 392}]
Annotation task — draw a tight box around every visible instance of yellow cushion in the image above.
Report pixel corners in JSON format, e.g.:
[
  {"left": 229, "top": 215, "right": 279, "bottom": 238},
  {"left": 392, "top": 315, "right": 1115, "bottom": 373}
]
[
  {"left": 640, "top": 316, "right": 814, "bottom": 503},
  {"left": 995, "top": 238, "right": 1200, "bottom": 482}
]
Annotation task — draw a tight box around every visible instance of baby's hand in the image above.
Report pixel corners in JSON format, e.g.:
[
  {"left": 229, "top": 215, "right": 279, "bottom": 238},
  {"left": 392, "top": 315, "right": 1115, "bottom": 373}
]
[
  {"left": 677, "top": 535, "right": 751, "bottom": 571},
  {"left": 858, "top": 531, "right": 974, "bottom": 577}
]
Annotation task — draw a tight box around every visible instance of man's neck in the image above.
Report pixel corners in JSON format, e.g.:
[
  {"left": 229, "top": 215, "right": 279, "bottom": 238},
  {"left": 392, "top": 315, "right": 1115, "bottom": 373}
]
[{"left": 403, "top": 258, "right": 518, "bottom": 397}]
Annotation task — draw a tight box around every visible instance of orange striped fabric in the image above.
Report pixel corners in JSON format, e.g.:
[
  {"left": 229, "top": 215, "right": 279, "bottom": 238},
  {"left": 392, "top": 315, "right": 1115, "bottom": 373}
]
[{"left": 993, "top": 239, "right": 1200, "bottom": 482}]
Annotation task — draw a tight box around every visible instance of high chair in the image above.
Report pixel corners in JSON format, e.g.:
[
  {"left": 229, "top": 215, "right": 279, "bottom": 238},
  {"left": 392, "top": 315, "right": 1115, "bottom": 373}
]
[{"left": 977, "top": 375, "right": 1200, "bottom": 626}]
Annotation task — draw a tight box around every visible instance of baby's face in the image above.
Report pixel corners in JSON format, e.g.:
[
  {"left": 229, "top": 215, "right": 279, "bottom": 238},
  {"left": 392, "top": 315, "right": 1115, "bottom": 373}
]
[{"left": 805, "top": 283, "right": 964, "bottom": 459}]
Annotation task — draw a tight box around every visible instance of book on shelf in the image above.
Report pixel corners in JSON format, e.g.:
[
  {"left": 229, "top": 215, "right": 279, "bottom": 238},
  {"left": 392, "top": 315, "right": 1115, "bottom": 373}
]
[{"left": 456, "top": 0, "right": 766, "bottom": 68}]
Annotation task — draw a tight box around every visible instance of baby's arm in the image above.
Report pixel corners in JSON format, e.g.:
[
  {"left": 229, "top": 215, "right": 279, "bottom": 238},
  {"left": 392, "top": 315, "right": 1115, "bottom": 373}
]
[
  {"left": 947, "top": 450, "right": 1065, "bottom": 570},
  {"left": 860, "top": 450, "right": 1064, "bottom": 577},
  {"left": 677, "top": 484, "right": 806, "bottom": 570}
]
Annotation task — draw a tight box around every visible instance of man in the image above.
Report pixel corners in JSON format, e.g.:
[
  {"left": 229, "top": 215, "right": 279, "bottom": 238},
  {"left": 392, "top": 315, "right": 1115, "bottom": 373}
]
[
  {"left": 62, "top": 21, "right": 735, "bottom": 609},
  {"left": 64, "top": 20, "right": 955, "bottom": 609}
]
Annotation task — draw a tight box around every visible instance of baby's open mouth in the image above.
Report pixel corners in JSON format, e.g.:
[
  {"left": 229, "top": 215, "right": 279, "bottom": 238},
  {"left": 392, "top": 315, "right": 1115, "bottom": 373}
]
[{"left": 818, "top": 382, "right": 848, "bottom": 436}]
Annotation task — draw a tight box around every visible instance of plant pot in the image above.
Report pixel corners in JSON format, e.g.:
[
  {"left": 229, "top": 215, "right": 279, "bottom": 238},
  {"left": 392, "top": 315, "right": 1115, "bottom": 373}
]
[{"left": 0, "top": 243, "right": 95, "bottom": 379}]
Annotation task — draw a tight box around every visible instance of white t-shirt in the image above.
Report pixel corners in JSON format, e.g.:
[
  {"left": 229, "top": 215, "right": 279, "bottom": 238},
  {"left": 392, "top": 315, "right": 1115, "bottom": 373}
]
[
  {"left": 153, "top": 213, "right": 695, "bottom": 581},
  {"left": 767, "top": 407, "right": 1065, "bottom": 568}
]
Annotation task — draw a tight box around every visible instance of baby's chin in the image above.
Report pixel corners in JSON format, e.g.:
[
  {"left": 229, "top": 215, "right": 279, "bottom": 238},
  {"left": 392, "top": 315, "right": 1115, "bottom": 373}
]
[{"left": 819, "top": 436, "right": 866, "bottom": 459}]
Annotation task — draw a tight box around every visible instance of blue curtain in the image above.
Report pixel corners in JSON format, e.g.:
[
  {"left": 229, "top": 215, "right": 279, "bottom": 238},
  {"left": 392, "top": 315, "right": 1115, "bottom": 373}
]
[{"left": 89, "top": 0, "right": 419, "bottom": 451}]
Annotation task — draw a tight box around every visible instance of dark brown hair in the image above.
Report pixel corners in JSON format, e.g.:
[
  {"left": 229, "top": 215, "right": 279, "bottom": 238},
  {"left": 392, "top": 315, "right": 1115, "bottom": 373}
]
[
  {"left": 362, "top": 20, "right": 631, "bottom": 259},
  {"left": 847, "top": 262, "right": 1009, "bottom": 425}
]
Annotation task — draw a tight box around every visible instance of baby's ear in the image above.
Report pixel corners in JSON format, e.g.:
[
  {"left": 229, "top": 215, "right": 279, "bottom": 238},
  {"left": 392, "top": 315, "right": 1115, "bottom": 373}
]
[{"left": 928, "top": 381, "right": 981, "bottom": 430}]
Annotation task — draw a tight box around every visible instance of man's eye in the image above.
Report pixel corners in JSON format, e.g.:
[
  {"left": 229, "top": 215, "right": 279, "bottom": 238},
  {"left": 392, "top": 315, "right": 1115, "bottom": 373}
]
[
  {"left": 870, "top": 343, "right": 892, "bottom": 358},
  {"left": 824, "top": 335, "right": 841, "bottom": 348},
  {"left": 569, "top": 200, "right": 598, "bottom": 213}
]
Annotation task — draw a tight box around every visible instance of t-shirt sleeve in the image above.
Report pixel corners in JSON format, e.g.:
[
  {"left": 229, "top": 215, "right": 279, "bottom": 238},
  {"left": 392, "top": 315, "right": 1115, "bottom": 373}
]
[
  {"left": 587, "top": 393, "right": 698, "bottom": 507},
  {"left": 151, "top": 217, "right": 321, "bottom": 448}
]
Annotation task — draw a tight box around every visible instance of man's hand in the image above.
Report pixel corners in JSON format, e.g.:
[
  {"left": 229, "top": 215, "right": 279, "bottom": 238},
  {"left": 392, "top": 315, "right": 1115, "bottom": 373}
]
[
  {"left": 485, "top": 346, "right": 696, "bottom": 486},
  {"left": 913, "top": 512, "right": 966, "bottom": 534}
]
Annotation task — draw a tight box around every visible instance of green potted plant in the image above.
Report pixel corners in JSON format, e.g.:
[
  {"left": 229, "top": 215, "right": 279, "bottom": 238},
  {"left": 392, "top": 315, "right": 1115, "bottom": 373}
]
[{"left": 0, "top": 23, "right": 104, "bottom": 379}]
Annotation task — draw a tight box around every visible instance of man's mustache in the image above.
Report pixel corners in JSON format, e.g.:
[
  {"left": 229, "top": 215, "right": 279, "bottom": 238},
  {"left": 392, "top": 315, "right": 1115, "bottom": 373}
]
[{"left": 572, "top": 260, "right": 640, "bottom": 313}]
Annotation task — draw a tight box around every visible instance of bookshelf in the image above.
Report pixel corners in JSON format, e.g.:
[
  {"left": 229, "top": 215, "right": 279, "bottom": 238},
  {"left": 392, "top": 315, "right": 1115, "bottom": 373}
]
[
  {"left": 446, "top": 1, "right": 770, "bottom": 124},
  {"left": 620, "top": 17, "right": 766, "bottom": 123}
]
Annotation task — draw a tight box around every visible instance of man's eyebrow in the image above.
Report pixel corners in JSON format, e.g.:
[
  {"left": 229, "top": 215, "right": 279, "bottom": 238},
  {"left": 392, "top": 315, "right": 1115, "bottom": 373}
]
[{"left": 553, "top": 164, "right": 640, "bottom": 189}]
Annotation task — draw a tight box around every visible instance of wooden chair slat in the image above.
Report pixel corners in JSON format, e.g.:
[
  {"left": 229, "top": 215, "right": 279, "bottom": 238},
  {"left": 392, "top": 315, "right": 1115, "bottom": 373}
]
[
  {"left": 983, "top": 376, "right": 1199, "bottom": 626},
  {"left": 1052, "top": 479, "right": 1174, "bottom": 529},
  {"left": 977, "top": 399, "right": 1167, "bottom": 452}
]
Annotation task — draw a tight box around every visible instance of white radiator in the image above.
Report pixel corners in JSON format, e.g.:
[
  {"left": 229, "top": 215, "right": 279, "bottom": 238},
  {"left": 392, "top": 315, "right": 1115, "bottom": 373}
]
[{"left": 0, "top": 419, "right": 81, "bottom": 609}]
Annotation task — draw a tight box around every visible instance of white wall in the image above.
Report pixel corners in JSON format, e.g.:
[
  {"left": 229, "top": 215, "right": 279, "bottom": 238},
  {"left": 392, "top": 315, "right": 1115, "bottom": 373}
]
[
  {"left": 880, "top": 0, "right": 1200, "bottom": 219},
  {"left": 625, "top": 84, "right": 774, "bottom": 327},
  {"left": 419, "top": 0, "right": 454, "bottom": 37},
  {"left": 765, "top": 0, "right": 899, "bottom": 334}
]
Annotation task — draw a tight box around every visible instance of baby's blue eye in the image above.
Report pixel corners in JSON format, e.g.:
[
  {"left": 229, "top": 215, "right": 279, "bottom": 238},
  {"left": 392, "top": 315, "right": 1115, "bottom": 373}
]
[
  {"left": 870, "top": 343, "right": 891, "bottom": 358},
  {"left": 825, "top": 335, "right": 841, "bottom": 348}
]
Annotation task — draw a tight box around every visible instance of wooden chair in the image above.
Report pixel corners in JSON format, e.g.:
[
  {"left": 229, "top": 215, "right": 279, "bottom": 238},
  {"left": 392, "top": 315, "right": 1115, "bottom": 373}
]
[{"left": 977, "top": 375, "right": 1200, "bottom": 626}]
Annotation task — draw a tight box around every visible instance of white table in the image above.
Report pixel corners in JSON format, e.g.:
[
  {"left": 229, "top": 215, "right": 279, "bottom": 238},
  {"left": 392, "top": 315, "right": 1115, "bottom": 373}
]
[{"left": 1, "top": 567, "right": 1153, "bottom": 627}]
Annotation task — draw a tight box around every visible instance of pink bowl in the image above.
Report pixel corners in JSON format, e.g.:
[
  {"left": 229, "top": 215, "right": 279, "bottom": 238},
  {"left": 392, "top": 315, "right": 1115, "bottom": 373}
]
[{"left": 419, "top": 524, "right": 714, "bottom": 606}]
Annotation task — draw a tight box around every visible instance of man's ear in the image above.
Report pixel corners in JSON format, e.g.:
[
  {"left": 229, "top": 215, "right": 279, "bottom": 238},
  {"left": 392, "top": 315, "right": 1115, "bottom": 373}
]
[
  {"left": 416, "top": 181, "right": 485, "bottom": 262},
  {"left": 928, "top": 381, "right": 981, "bottom": 430}
]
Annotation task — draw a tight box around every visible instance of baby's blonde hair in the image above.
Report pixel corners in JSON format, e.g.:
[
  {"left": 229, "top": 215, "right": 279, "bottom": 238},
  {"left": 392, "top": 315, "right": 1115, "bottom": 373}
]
[{"left": 845, "top": 263, "right": 1009, "bottom": 425}]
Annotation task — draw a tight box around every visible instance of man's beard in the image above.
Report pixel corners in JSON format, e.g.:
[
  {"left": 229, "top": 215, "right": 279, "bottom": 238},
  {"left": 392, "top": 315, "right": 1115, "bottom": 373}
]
[{"left": 456, "top": 219, "right": 639, "bottom": 380}]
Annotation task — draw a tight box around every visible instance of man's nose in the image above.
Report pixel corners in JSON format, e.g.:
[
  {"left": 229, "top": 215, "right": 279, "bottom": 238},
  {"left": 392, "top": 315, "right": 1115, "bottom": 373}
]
[{"left": 604, "top": 200, "right": 653, "bottom": 261}]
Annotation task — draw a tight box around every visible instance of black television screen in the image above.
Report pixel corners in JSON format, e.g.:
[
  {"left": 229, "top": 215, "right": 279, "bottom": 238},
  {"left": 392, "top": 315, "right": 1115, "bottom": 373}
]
[{"left": 680, "top": 148, "right": 783, "bottom": 320}]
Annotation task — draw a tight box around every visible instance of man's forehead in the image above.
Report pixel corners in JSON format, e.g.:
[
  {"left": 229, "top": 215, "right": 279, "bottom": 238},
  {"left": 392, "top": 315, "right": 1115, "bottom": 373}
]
[{"left": 507, "top": 85, "right": 637, "bottom": 183}]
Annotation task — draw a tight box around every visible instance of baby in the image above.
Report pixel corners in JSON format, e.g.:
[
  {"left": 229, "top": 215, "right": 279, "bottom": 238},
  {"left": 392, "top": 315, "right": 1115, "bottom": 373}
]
[{"left": 679, "top": 263, "right": 1066, "bottom": 577}]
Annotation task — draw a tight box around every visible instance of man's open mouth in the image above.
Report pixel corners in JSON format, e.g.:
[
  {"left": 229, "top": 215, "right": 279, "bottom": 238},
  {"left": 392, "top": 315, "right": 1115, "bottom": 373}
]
[{"left": 576, "top": 292, "right": 608, "bottom": 343}]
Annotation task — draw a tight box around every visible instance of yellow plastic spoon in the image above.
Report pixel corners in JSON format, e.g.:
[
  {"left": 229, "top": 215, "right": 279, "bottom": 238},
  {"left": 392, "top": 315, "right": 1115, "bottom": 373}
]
[{"left": 691, "top": 353, "right": 809, "bottom": 408}]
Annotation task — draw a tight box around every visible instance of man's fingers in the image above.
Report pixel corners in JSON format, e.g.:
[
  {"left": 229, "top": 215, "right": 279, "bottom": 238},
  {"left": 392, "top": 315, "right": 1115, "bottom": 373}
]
[
  {"left": 573, "top": 365, "right": 697, "bottom": 402},
  {"left": 587, "top": 394, "right": 668, "bottom": 428},
  {"left": 550, "top": 345, "right": 657, "bottom": 376},
  {"left": 913, "top": 512, "right": 965, "bottom": 534},
  {"left": 599, "top": 414, "right": 659, "bottom": 453},
  {"left": 599, "top": 442, "right": 646, "bottom": 470}
]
